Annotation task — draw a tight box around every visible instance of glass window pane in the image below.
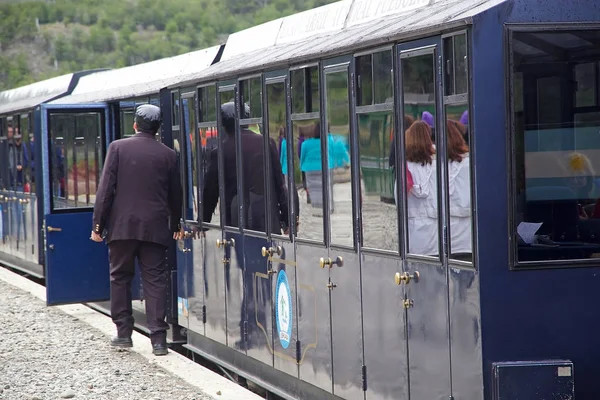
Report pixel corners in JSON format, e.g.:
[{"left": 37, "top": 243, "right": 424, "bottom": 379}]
[
  {"left": 207, "top": 85, "right": 217, "bottom": 122},
  {"left": 0, "top": 119, "right": 8, "bottom": 190},
  {"left": 219, "top": 89, "right": 239, "bottom": 228},
  {"left": 200, "top": 126, "right": 220, "bottom": 225},
  {"left": 292, "top": 118, "right": 324, "bottom": 242},
  {"left": 445, "top": 104, "right": 472, "bottom": 262},
  {"left": 443, "top": 37, "right": 455, "bottom": 96},
  {"left": 512, "top": 30, "right": 600, "bottom": 263},
  {"left": 172, "top": 92, "right": 180, "bottom": 126},
  {"left": 575, "top": 62, "right": 596, "bottom": 108},
  {"left": 20, "top": 114, "right": 34, "bottom": 192},
  {"left": 250, "top": 77, "right": 262, "bottom": 118},
  {"left": 182, "top": 96, "right": 198, "bottom": 221},
  {"left": 402, "top": 53, "right": 439, "bottom": 257},
  {"left": 291, "top": 70, "right": 305, "bottom": 114},
  {"left": 358, "top": 111, "right": 397, "bottom": 251},
  {"left": 373, "top": 50, "right": 393, "bottom": 104},
  {"left": 121, "top": 109, "right": 135, "bottom": 138},
  {"left": 454, "top": 34, "right": 468, "bottom": 94},
  {"left": 326, "top": 70, "right": 353, "bottom": 247},
  {"left": 49, "top": 112, "right": 103, "bottom": 210},
  {"left": 356, "top": 54, "right": 373, "bottom": 106},
  {"left": 266, "top": 82, "right": 290, "bottom": 235},
  {"left": 310, "top": 67, "right": 320, "bottom": 113}
]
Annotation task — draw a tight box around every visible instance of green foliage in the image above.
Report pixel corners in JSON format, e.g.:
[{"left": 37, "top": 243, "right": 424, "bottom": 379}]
[{"left": 0, "top": 0, "right": 337, "bottom": 91}]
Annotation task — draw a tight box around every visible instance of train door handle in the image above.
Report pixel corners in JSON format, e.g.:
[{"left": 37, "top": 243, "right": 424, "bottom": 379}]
[
  {"left": 216, "top": 238, "right": 235, "bottom": 248},
  {"left": 261, "top": 246, "right": 282, "bottom": 257},
  {"left": 319, "top": 256, "right": 343, "bottom": 269},
  {"left": 47, "top": 226, "right": 62, "bottom": 232},
  {"left": 394, "top": 271, "right": 420, "bottom": 285}
]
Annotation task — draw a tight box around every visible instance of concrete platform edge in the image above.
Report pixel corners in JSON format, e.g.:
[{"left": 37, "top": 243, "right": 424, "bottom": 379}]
[{"left": 0, "top": 267, "right": 262, "bottom": 400}]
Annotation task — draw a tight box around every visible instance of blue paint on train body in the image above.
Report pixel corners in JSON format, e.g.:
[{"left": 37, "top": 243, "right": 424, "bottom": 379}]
[{"left": 473, "top": 0, "right": 600, "bottom": 398}]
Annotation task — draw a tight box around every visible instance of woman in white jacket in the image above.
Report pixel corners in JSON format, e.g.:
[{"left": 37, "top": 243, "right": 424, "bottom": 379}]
[
  {"left": 446, "top": 120, "right": 472, "bottom": 257},
  {"left": 405, "top": 120, "right": 439, "bottom": 256}
]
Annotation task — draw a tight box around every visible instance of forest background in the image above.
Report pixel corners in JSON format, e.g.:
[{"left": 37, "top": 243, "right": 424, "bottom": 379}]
[{"left": 0, "top": 0, "right": 336, "bottom": 91}]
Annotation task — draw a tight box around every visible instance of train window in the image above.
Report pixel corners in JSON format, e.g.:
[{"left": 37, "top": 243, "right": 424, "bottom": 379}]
[
  {"left": 171, "top": 91, "right": 180, "bottom": 127},
  {"left": 325, "top": 69, "right": 353, "bottom": 247},
  {"left": 356, "top": 50, "right": 393, "bottom": 107},
  {"left": 48, "top": 112, "right": 103, "bottom": 210},
  {"left": 291, "top": 66, "right": 320, "bottom": 114},
  {"left": 0, "top": 118, "right": 8, "bottom": 190},
  {"left": 182, "top": 95, "right": 199, "bottom": 221},
  {"left": 575, "top": 62, "right": 597, "bottom": 108},
  {"left": 266, "top": 81, "right": 290, "bottom": 236},
  {"left": 510, "top": 29, "right": 600, "bottom": 264},
  {"left": 120, "top": 109, "right": 135, "bottom": 138},
  {"left": 358, "top": 111, "right": 397, "bottom": 251},
  {"left": 199, "top": 85, "right": 217, "bottom": 123},
  {"left": 401, "top": 52, "right": 440, "bottom": 257},
  {"left": 444, "top": 33, "right": 468, "bottom": 96},
  {"left": 200, "top": 125, "right": 220, "bottom": 225},
  {"left": 292, "top": 118, "right": 324, "bottom": 242},
  {"left": 240, "top": 77, "right": 262, "bottom": 119},
  {"left": 20, "top": 113, "right": 34, "bottom": 193},
  {"left": 219, "top": 88, "right": 239, "bottom": 228}
]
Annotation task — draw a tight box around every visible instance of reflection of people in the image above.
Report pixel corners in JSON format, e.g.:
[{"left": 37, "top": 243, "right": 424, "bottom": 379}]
[
  {"left": 389, "top": 115, "right": 415, "bottom": 205},
  {"left": 202, "top": 102, "right": 292, "bottom": 233},
  {"left": 447, "top": 120, "right": 471, "bottom": 256},
  {"left": 405, "top": 121, "right": 438, "bottom": 255},
  {"left": 8, "top": 127, "right": 24, "bottom": 190},
  {"left": 91, "top": 104, "right": 184, "bottom": 356}
]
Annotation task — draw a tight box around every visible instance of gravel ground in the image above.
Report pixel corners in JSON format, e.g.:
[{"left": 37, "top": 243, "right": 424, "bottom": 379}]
[{"left": 0, "top": 279, "right": 211, "bottom": 400}]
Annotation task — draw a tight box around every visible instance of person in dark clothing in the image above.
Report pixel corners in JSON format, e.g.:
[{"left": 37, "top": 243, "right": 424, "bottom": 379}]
[
  {"left": 91, "top": 104, "right": 184, "bottom": 356},
  {"left": 202, "top": 102, "right": 293, "bottom": 233}
]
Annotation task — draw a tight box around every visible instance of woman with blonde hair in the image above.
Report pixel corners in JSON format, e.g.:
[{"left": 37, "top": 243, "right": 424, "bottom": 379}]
[
  {"left": 405, "top": 120, "right": 438, "bottom": 255},
  {"left": 446, "top": 119, "right": 472, "bottom": 257}
]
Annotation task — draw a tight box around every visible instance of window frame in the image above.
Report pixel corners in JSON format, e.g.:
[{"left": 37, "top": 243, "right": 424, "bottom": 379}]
[
  {"left": 506, "top": 23, "right": 600, "bottom": 270},
  {"left": 181, "top": 90, "right": 200, "bottom": 224}
]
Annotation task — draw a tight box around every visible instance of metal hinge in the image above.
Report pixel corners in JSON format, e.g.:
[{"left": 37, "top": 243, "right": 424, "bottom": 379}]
[
  {"left": 448, "top": 396, "right": 455, "bottom": 400},
  {"left": 443, "top": 225, "right": 449, "bottom": 258},
  {"left": 243, "top": 321, "right": 248, "bottom": 342},
  {"left": 202, "top": 305, "right": 206, "bottom": 324},
  {"left": 362, "top": 365, "right": 367, "bottom": 391},
  {"left": 296, "top": 340, "right": 301, "bottom": 363}
]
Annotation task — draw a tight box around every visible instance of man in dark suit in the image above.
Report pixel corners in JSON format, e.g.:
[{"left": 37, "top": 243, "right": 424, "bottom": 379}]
[{"left": 91, "top": 104, "right": 183, "bottom": 356}]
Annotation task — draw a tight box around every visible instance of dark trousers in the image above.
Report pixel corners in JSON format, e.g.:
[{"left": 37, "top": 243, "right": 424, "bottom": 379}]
[{"left": 108, "top": 240, "right": 169, "bottom": 344}]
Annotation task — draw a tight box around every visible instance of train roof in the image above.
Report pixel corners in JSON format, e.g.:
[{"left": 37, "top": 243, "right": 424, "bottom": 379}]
[
  {"left": 173, "top": 0, "right": 507, "bottom": 87},
  {"left": 0, "top": 71, "right": 97, "bottom": 115},
  {"left": 52, "top": 45, "right": 223, "bottom": 104}
]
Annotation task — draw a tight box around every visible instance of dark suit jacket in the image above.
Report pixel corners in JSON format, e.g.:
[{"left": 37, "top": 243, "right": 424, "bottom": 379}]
[
  {"left": 93, "top": 132, "right": 183, "bottom": 247},
  {"left": 202, "top": 129, "right": 295, "bottom": 233}
]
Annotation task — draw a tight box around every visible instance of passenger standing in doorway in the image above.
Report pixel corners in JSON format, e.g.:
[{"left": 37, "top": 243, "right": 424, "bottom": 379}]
[{"left": 91, "top": 104, "right": 184, "bottom": 356}]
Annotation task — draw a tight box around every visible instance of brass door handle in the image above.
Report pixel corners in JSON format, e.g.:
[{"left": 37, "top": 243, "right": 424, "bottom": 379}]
[
  {"left": 319, "top": 256, "right": 343, "bottom": 269},
  {"left": 47, "top": 226, "right": 62, "bottom": 232},
  {"left": 261, "top": 246, "right": 282, "bottom": 257},
  {"left": 183, "top": 248, "right": 191, "bottom": 253},
  {"left": 394, "top": 271, "right": 420, "bottom": 285},
  {"left": 216, "top": 238, "right": 235, "bottom": 248}
]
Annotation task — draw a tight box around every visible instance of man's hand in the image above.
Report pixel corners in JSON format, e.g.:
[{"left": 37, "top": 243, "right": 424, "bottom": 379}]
[
  {"left": 90, "top": 232, "right": 103, "bottom": 242},
  {"left": 173, "top": 227, "right": 185, "bottom": 240}
]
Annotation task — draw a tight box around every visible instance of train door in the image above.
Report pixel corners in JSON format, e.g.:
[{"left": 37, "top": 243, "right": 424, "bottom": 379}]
[
  {"left": 263, "top": 71, "right": 299, "bottom": 378},
  {"left": 40, "top": 103, "right": 112, "bottom": 305},
  {"left": 321, "top": 58, "right": 365, "bottom": 400},
  {"left": 354, "top": 47, "right": 410, "bottom": 400},
  {"left": 237, "top": 74, "right": 274, "bottom": 364},
  {"left": 199, "top": 84, "right": 227, "bottom": 345},
  {"left": 290, "top": 64, "right": 334, "bottom": 394},
  {"left": 397, "top": 38, "right": 453, "bottom": 399}
]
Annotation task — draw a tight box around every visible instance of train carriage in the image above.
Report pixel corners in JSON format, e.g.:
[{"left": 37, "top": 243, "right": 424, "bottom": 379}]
[{"left": 0, "top": 0, "right": 599, "bottom": 399}]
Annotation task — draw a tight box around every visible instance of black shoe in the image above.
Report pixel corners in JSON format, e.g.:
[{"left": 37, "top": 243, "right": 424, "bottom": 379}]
[
  {"left": 152, "top": 343, "right": 168, "bottom": 356},
  {"left": 111, "top": 337, "right": 133, "bottom": 348}
]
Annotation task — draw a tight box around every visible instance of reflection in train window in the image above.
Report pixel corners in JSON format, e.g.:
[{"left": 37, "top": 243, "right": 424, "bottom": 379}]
[
  {"left": 402, "top": 52, "right": 439, "bottom": 257},
  {"left": 19, "top": 113, "right": 33, "bottom": 192},
  {"left": 358, "top": 111, "right": 397, "bottom": 251},
  {"left": 292, "top": 118, "right": 324, "bottom": 242},
  {"left": 121, "top": 109, "right": 135, "bottom": 138},
  {"left": 291, "top": 66, "right": 320, "bottom": 114},
  {"left": 325, "top": 69, "right": 353, "bottom": 247},
  {"left": 511, "top": 29, "right": 600, "bottom": 263},
  {"left": 172, "top": 92, "right": 180, "bottom": 126},
  {"left": 219, "top": 89, "right": 239, "bottom": 228},
  {"left": 199, "top": 85, "right": 217, "bottom": 123},
  {"left": 444, "top": 33, "right": 468, "bottom": 96},
  {"left": 49, "top": 112, "right": 103, "bottom": 210},
  {"left": 266, "top": 81, "right": 290, "bottom": 235},
  {"left": 356, "top": 50, "right": 393, "bottom": 106},
  {"left": 200, "top": 126, "right": 220, "bottom": 225},
  {"left": 182, "top": 95, "right": 198, "bottom": 221},
  {"left": 0, "top": 118, "right": 8, "bottom": 190},
  {"left": 445, "top": 104, "right": 472, "bottom": 262},
  {"left": 241, "top": 77, "right": 262, "bottom": 119}
]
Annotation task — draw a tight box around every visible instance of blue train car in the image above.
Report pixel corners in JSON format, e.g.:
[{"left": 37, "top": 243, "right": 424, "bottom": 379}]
[{"left": 165, "top": 0, "right": 597, "bottom": 399}]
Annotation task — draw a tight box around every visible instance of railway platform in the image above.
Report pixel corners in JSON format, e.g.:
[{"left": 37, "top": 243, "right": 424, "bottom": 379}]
[{"left": 0, "top": 267, "right": 262, "bottom": 400}]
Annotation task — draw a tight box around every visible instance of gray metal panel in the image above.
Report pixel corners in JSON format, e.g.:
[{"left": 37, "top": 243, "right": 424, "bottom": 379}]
[
  {"left": 175, "top": 0, "right": 506, "bottom": 86},
  {"left": 52, "top": 45, "right": 222, "bottom": 104},
  {"left": 0, "top": 73, "right": 75, "bottom": 114}
]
